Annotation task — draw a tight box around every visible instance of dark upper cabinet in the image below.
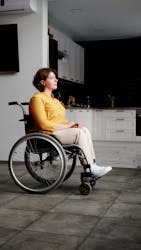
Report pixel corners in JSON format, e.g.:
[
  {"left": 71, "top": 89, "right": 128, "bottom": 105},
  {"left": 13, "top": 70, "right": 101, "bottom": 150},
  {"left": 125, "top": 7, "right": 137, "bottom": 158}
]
[{"left": 49, "top": 38, "right": 58, "bottom": 72}]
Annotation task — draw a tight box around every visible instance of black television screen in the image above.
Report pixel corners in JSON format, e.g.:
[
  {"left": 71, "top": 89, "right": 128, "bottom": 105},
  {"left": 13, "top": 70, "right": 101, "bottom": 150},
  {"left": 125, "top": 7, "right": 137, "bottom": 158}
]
[{"left": 0, "top": 24, "right": 19, "bottom": 72}]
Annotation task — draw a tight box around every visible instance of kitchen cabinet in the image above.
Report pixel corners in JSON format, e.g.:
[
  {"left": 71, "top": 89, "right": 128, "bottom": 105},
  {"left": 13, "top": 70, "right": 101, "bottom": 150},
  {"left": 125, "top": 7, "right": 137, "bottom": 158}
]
[
  {"left": 66, "top": 108, "right": 136, "bottom": 142},
  {"left": 49, "top": 26, "right": 84, "bottom": 84},
  {"left": 49, "top": 37, "right": 58, "bottom": 71},
  {"left": 103, "top": 110, "right": 136, "bottom": 141},
  {"left": 94, "top": 140, "right": 141, "bottom": 168},
  {"left": 92, "top": 110, "right": 103, "bottom": 140},
  {"left": 66, "top": 108, "right": 140, "bottom": 168},
  {"left": 75, "top": 44, "right": 84, "bottom": 84},
  {"left": 79, "top": 46, "right": 84, "bottom": 84},
  {"left": 68, "top": 41, "right": 76, "bottom": 82},
  {"left": 66, "top": 109, "right": 93, "bottom": 135}
]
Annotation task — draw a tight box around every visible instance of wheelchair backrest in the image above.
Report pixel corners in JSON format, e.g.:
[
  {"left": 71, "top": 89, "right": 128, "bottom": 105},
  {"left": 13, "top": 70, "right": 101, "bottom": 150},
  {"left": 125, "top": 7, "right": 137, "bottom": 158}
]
[{"left": 24, "top": 114, "right": 34, "bottom": 134}]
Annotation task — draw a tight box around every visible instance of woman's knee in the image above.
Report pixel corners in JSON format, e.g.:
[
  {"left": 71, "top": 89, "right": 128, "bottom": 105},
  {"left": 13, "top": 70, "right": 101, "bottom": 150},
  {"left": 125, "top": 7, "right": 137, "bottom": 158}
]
[
  {"left": 74, "top": 128, "right": 86, "bottom": 144},
  {"left": 81, "top": 126, "right": 91, "bottom": 135}
]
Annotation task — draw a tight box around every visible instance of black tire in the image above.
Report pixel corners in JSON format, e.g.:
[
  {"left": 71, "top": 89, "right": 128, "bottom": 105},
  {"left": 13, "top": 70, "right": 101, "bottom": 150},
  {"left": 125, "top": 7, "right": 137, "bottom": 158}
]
[
  {"left": 79, "top": 182, "right": 92, "bottom": 195},
  {"left": 8, "top": 133, "right": 67, "bottom": 194}
]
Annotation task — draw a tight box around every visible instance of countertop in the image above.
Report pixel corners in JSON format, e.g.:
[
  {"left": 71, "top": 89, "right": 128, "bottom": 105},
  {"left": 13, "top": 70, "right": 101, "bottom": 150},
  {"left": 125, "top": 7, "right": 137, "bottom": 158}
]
[{"left": 66, "top": 106, "right": 141, "bottom": 110}]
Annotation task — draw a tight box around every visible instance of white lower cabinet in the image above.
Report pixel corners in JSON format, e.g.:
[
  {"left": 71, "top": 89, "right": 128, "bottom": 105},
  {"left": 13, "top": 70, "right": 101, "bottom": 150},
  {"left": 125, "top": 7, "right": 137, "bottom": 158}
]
[
  {"left": 66, "top": 108, "right": 139, "bottom": 168},
  {"left": 66, "top": 109, "right": 136, "bottom": 141},
  {"left": 94, "top": 141, "right": 141, "bottom": 169},
  {"left": 103, "top": 110, "right": 136, "bottom": 141},
  {"left": 92, "top": 110, "right": 103, "bottom": 140},
  {"left": 66, "top": 109, "right": 93, "bottom": 135},
  {"left": 93, "top": 109, "right": 138, "bottom": 168}
]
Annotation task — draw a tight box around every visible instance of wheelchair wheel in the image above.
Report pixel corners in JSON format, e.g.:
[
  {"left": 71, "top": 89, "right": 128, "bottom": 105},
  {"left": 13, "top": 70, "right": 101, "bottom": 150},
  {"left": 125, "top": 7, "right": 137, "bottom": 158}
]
[
  {"left": 79, "top": 183, "right": 92, "bottom": 195},
  {"left": 63, "top": 152, "right": 77, "bottom": 181},
  {"left": 8, "top": 133, "right": 67, "bottom": 194}
]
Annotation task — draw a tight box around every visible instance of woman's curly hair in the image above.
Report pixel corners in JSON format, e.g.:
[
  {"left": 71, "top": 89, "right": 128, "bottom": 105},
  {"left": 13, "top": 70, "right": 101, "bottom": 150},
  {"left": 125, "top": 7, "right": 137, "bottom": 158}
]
[{"left": 32, "top": 68, "right": 57, "bottom": 92}]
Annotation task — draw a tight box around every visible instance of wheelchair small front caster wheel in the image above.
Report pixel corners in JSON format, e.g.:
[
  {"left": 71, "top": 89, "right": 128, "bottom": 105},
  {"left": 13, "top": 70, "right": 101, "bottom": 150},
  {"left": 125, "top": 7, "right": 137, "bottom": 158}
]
[{"left": 79, "top": 182, "right": 92, "bottom": 195}]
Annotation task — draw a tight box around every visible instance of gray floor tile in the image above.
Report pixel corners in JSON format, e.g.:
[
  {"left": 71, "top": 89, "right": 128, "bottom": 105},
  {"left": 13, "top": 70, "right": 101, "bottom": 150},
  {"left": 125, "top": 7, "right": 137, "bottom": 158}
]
[
  {"left": 79, "top": 238, "right": 141, "bottom": 250},
  {"left": 99, "top": 174, "right": 133, "bottom": 183},
  {"left": 49, "top": 198, "right": 112, "bottom": 216},
  {"left": 0, "top": 193, "right": 20, "bottom": 206},
  {"left": 0, "top": 208, "right": 42, "bottom": 229},
  {"left": 116, "top": 191, "right": 141, "bottom": 204},
  {"left": 104, "top": 202, "right": 141, "bottom": 219},
  {"left": 0, "top": 176, "right": 11, "bottom": 184},
  {"left": 68, "top": 190, "right": 120, "bottom": 203},
  {"left": 123, "top": 179, "right": 141, "bottom": 192},
  {"left": 0, "top": 183, "right": 25, "bottom": 194},
  {"left": 94, "top": 179, "right": 125, "bottom": 191},
  {"left": 3, "top": 194, "right": 68, "bottom": 212},
  {"left": 0, "top": 227, "right": 20, "bottom": 247},
  {"left": 90, "top": 217, "right": 141, "bottom": 243},
  {"left": 109, "top": 168, "right": 137, "bottom": 176},
  {"left": 27, "top": 212, "right": 98, "bottom": 236},
  {"left": 0, "top": 231, "right": 83, "bottom": 250}
]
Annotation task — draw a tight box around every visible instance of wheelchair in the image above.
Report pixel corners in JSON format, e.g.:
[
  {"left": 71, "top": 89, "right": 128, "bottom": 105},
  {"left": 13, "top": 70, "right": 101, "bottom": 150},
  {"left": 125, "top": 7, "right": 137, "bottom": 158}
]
[{"left": 8, "top": 102, "right": 97, "bottom": 195}]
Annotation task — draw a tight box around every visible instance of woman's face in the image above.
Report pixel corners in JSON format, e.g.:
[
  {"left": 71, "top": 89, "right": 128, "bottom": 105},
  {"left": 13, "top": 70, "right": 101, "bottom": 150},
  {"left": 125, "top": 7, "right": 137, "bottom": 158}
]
[{"left": 45, "top": 71, "right": 58, "bottom": 90}]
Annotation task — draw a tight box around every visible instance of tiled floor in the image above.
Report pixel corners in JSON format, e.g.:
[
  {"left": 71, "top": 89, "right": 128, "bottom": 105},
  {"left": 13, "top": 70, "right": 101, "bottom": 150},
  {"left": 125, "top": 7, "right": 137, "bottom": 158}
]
[{"left": 0, "top": 162, "right": 141, "bottom": 250}]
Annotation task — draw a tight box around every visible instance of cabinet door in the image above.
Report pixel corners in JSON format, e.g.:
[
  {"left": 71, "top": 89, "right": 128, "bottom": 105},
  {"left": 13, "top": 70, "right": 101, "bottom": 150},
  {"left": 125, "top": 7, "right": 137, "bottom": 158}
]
[
  {"left": 49, "top": 38, "right": 58, "bottom": 71},
  {"left": 66, "top": 109, "right": 76, "bottom": 121},
  {"left": 75, "top": 44, "right": 81, "bottom": 83},
  {"left": 92, "top": 110, "right": 103, "bottom": 140},
  {"left": 74, "top": 45, "right": 84, "bottom": 84},
  {"left": 74, "top": 109, "right": 92, "bottom": 135},
  {"left": 66, "top": 109, "right": 93, "bottom": 135},
  {"left": 69, "top": 41, "right": 76, "bottom": 82},
  {"left": 79, "top": 46, "right": 84, "bottom": 84},
  {"left": 50, "top": 26, "right": 84, "bottom": 84}
]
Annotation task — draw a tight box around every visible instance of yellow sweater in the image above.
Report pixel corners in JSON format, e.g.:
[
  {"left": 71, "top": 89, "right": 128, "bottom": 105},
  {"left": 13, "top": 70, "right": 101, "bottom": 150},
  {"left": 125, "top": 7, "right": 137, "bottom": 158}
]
[{"left": 29, "top": 92, "right": 68, "bottom": 134}]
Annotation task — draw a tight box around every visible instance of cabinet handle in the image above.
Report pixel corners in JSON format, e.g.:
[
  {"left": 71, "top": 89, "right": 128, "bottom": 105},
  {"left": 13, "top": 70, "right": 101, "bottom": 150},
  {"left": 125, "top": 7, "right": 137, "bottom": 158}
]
[
  {"left": 116, "top": 130, "right": 125, "bottom": 132},
  {"left": 115, "top": 110, "right": 124, "bottom": 112},
  {"left": 116, "top": 118, "right": 125, "bottom": 121}
]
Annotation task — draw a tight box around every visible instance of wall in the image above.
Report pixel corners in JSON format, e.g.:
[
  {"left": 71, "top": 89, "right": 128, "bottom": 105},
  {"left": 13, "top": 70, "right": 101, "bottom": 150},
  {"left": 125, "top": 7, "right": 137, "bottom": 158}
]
[{"left": 0, "top": 0, "right": 48, "bottom": 160}]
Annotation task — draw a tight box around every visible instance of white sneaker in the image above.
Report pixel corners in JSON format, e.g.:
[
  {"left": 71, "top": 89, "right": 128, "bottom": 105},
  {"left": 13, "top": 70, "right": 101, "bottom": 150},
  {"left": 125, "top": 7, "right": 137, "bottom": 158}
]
[{"left": 90, "top": 163, "right": 112, "bottom": 178}]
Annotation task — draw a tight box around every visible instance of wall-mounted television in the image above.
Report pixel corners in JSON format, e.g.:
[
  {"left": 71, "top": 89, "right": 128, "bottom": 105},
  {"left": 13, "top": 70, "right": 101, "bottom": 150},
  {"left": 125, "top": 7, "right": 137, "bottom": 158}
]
[{"left": 0, "top": 24, "right": 19, "bottom": 73}]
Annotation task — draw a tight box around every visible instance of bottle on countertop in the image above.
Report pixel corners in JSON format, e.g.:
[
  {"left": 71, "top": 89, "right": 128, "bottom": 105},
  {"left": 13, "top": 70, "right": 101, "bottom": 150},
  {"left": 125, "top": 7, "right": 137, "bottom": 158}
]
[{"left": 86, "top": 96, "right": 91, "bottom": 108}]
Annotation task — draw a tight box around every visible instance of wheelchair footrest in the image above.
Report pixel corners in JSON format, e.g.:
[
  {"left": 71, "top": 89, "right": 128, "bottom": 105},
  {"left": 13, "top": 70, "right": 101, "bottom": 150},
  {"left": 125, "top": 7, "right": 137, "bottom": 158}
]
[{"left": 80, "top": 172, "right": 97, "bottom": 185}]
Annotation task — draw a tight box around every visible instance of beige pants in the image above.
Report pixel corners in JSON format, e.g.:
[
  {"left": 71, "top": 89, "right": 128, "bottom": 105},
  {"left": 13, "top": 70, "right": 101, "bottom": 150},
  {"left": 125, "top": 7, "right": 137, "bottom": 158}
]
[{"left": 53, "top": 126, "right": 95, "bottom": 165}]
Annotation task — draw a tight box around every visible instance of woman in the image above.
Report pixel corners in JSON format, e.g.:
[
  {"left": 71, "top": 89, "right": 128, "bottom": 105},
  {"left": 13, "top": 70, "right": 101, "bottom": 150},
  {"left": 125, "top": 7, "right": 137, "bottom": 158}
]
[{"left": 29, "top": 68, "right": 112, "bottom": 178}]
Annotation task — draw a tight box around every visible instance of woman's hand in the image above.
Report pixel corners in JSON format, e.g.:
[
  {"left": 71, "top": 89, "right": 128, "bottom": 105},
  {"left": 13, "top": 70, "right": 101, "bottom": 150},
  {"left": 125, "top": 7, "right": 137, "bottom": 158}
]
[
  {"left": 55, "top": 121, "right": 82, "bottom": 131},
  {"left": 67, "top": 121, "right": 76, "bottom": 128},
  {"left": 68, "top": 121, "right": 82, "bottom": 128}
]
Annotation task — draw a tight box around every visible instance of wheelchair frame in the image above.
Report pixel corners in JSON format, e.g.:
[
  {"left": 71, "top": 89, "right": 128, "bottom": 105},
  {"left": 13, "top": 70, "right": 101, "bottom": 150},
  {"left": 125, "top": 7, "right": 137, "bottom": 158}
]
[{"left": 8, "top": 101, "right": 97, "bottom": 195}]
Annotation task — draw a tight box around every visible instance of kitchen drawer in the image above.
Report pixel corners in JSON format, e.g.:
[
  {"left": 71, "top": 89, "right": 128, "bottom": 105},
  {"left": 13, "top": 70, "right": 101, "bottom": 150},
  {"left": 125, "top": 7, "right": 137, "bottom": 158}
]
[
  {"left": 105, "top": 129, "right": 134, "bottom": 141},
  {"left": 104, "top": 119, "right": 135, "bottom": 130},
  {"left": 103, "top": 110, "right": 135, "bottom": 120}
]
